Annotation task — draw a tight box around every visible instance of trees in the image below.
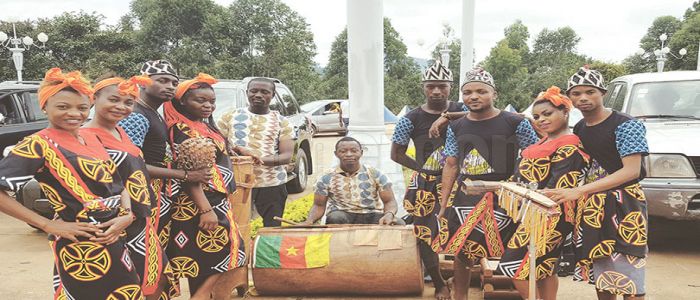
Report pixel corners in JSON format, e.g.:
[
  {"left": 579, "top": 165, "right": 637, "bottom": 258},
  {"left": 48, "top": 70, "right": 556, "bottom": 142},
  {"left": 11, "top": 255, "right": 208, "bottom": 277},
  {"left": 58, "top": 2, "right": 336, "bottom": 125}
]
[
  {"left": 623, "top": 16, "right": 682, "bottom": 73},
  {"left": 0, "top": 12, "right": 143, "bottom": 81},
  {"left": 668, "top": 10, "right": 700, "bottom": 70},
  {"left": 322, "top": 18, "right": 422, "bottom": 112}
]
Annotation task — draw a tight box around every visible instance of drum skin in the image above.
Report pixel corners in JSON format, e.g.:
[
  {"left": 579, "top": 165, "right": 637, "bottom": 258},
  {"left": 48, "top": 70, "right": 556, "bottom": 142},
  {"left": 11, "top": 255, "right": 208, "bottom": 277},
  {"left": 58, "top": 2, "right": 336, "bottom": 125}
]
[{"left": 252, "top": 225, "right": 424, "bottom": 296}]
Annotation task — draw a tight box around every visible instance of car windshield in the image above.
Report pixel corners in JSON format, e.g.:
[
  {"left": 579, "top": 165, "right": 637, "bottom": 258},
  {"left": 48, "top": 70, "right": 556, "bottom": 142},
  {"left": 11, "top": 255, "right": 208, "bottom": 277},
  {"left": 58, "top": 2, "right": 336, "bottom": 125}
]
[
  {"left": 212, "top": 87, "right": 242, "bottom": 119},
  {"left": 300, "top": 102, "right": 323, "bottom": 113},
  {"left": 628, "top": 80, "right": 700, "bottom": 119}
]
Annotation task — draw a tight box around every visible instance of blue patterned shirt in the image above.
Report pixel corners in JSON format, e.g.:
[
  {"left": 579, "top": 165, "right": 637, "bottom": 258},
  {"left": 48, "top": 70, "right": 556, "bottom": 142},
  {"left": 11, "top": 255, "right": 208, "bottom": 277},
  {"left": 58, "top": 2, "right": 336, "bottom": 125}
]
[{"left": 315, "top": 165, "right": 392, "bottom": 214}]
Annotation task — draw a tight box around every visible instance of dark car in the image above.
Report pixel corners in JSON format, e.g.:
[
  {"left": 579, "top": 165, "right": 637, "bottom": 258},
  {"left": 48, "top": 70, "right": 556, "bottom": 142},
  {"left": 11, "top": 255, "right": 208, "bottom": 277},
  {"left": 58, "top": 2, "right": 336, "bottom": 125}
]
[
  {"left": 0, "top": 81, "right": 53, "bottom": 219},
  {"left": 213, "top": 77, "right": 314, "bottom": 193}
]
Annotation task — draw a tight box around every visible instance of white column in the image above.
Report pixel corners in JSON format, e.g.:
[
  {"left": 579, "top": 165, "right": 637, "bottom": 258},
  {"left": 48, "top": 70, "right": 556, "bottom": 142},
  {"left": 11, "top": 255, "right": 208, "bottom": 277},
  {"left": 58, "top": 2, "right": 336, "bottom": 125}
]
[
  {"left": 459, "top": 0, "right": 476, "bottom": 87},
  {"left": 696, "top": 41, "right": 700, "bottom": 71},
  {"left": 347, "top": 0, "right": 406, "bottom": 215}
]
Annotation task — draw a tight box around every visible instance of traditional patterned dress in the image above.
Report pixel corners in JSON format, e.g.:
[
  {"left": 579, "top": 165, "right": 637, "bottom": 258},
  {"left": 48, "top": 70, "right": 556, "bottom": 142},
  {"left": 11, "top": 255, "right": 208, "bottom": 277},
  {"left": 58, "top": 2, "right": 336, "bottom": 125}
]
[
  {"left": 442, "top": 111, "right": 539, "bottom": 258},
  {"left": 573, "top": 111, "right": 649, "bottom": 296},
  {"left": 0, "top": 128, "right": 144, "bottom": 299},
  {"left": 120, "top": 103, "right": 177, "bottom": 249},
  {"left": 391, "top": 101, "right": 467, "bottom": 251},
  {"left": 82, "top": 127, "right": 179, "bottom": 298},
  {"left": 164, "top": 104, "right": 246, "bottom": 282},
  {"left": 498, "top": 134, "right": 589, "bottom": 280}
]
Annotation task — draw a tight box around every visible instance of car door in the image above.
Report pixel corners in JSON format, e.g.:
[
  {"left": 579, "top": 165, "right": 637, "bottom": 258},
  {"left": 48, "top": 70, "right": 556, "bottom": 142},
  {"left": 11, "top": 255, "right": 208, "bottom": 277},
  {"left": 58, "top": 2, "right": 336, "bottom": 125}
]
[
  {"left": 318, "top": 101, "right": 343, "bottom": 132},
  {"left": 0, "top": 90, "right": 47, "bottom": 158}
]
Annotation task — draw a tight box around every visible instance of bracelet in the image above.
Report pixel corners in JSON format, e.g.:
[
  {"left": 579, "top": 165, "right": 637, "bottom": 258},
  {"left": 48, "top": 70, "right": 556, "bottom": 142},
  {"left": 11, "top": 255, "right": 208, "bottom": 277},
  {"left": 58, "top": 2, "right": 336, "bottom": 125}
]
[
  {"left": 384, "top": 211, "right": 395, "bottom": 218},
  {"left": 183, "top": 170, "right": 189, "bottom": 181},
  {"left": 200, "top": 207, "right": 213, "bottom": 215},
  {"left": 118, "top": 207, "right": 136, "bottom": 220}
]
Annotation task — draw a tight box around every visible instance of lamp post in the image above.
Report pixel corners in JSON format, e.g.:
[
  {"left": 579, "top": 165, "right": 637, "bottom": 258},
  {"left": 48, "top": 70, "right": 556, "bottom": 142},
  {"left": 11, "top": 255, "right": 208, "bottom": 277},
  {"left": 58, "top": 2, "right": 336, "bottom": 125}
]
[
  {"left": 439, "top": 37, "right": 452, "bottom": 68},
  {"left": 0, "top": 22, "right": 48, "bottom": 81},
  {"left": 637, "top": 33, "right": 686, "bottom": 73}
]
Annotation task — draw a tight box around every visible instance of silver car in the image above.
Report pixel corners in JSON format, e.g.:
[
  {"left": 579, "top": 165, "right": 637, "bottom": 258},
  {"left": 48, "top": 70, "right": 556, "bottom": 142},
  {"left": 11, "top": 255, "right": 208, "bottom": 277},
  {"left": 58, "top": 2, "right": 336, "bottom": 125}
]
[
  {"left": 301, "top": 99, "right": 348, "bottom": 136},
  {"left": 605, "top": 71, "right": 700, "bottom": 220}
]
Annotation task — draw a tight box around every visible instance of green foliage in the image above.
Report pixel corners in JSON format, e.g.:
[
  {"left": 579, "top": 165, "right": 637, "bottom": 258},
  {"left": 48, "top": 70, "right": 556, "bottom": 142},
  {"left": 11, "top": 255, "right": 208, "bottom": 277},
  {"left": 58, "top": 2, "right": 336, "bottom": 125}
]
[
  {"left": 322, "top": 18, "right": 422, "bottom": 112},
  {"left": 249, "top": 193, "right": 314, "bottom": 238},
  {"left": 668, "top": 13, "right": 700, "bottom": 70},
  {"left": 588, "top": 61, "right": 628, "bottom": 83}
]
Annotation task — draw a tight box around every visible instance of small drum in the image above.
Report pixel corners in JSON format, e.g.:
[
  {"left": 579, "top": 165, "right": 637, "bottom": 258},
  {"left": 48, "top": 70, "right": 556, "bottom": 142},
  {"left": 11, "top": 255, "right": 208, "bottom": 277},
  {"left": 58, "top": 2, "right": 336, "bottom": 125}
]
[
  {"left": 252, "top": 224, "right": 424, "bottom": 296},
  {"left": 229, "top": 155, "right": 255, "bottom": 252}
]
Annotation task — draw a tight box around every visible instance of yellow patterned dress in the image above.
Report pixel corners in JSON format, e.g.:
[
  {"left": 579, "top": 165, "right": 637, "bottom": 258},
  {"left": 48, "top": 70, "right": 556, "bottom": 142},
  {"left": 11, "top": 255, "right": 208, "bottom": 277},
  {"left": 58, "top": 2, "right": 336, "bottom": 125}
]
[
  {"left": 497, "top": 134, "right": 589, "bottom": 280},
  {"left": 0, "top": 128, "right": 144, "bottom": 299},
  {"left": 165, "top": 104, "right": 246, "bottom": 284},
  {"left": 83, "top": 127, "right": 180, "bottom": 298}
]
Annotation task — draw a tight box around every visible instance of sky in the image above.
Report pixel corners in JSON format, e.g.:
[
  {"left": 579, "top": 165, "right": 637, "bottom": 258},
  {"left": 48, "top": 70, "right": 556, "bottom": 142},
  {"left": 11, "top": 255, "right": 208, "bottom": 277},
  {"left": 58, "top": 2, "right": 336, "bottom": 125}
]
[{"left": 3, "top": 0, "right": 697, "bottom": 66}]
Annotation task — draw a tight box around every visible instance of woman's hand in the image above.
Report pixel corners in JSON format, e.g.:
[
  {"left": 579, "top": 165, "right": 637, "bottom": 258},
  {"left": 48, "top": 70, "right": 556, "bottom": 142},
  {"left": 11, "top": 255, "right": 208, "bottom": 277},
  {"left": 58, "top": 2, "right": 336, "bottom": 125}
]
[
  {"left": 198, "top": 210, "right": 218, "bottom": 231},
  {"left": 541, "top": 187, "right": 586, "bottom": 204},
  {"left": 42, "top": 219, "right": 101, "bottom": 243},
  {"left": 92, "top": 215, "right": 134, "bottom": 245},
  {"left": 187, "top": 168, "right": 213, "bottom": 184}
]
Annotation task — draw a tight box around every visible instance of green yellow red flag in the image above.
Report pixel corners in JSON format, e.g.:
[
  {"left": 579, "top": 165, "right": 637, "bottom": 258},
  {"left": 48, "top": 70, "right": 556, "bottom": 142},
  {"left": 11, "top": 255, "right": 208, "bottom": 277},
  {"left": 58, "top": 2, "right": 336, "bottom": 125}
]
[{"left": 254, "top": 233, "right": 331, "bottom": 269}]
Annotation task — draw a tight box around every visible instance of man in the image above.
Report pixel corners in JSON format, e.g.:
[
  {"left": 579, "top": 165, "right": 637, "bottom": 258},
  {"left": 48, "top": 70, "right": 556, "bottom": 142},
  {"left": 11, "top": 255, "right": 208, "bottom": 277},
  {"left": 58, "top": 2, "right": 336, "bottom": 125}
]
[
  {"left": 437, "top": 67, "right": 539, "bottom": 300},
  {"left": 543, "top": 67, "right": 649, "bottom": 300},
  {"left": 300, "top": 137, "right": 400, "bottom": 225},
  {"left": 218, "top": 77, "right": 294, "bottom": 227},
  {"left": 119, "top": 59, "right": 211, "bottom": 245},
  {"left": 390, "top": 60, "right": 466, "bottom": 300}
]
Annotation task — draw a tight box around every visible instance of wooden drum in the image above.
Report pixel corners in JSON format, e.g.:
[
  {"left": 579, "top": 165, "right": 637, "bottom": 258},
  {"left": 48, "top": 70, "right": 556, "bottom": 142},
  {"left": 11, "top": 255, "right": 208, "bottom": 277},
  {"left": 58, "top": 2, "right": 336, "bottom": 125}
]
[
  {"left": 252, "top": 224, "right": 424, "bottom": 296},
  {"left": 229, "top": 155, "right": 255, "bottom": 251}
]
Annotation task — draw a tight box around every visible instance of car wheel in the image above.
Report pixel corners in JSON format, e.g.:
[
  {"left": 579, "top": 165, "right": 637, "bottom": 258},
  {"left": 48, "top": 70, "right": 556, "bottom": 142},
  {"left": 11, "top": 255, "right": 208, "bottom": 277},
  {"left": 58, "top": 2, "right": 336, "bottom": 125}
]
[
  {"left": 17, "top": 180, "right": 53, "bottom": 230},
  {"left": 286, "top": 150, "right": 308, "bottom": 194}
]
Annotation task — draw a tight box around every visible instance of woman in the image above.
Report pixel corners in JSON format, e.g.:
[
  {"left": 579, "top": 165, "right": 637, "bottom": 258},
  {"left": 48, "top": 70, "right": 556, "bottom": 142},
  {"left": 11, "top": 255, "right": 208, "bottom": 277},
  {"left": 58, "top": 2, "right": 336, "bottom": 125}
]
[
  {"left": 82, "top": 75, "right": 179, "bottom": 299},
  {"left": 163, "top": 73, "right": 246, "bottom": 299},
  {"left": 0, "top": 68, "right": 143, "bottom": 299},
  {"left": 497, "top": 86, "right": 590, "bottom": 300}
]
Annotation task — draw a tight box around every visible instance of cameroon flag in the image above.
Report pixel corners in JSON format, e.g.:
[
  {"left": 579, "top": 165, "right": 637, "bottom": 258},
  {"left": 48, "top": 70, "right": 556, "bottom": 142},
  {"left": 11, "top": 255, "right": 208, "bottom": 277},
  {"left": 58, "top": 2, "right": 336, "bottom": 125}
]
[{"left": 254, "top": 233, "right": 331, "bottom": 269}]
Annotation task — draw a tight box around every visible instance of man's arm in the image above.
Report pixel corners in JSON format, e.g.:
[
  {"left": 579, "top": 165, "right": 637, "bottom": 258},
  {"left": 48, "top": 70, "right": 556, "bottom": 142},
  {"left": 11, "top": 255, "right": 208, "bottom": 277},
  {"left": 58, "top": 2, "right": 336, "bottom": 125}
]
[
  {"left": 377, "top": 188, "right": 398, "bottom": 225},
  {"left": 390, "top": 117, "right": 420, "bottom": 170},
  {"left": 437, "top": 126, "right": 460, "bottom": 218},
  {"left": 119, "top": 113, "right": 149, "bottom": 148},
  {"left": 429, "top": 111, "right": 467, "bottom": 138},
  {"left": 145, "top": 163, "right": 212, "bottom": 184},
  {"left": 543, "top": 119, "right": 648, "bottom": 203},
  {"left": 300, "top": 194, "right": 329, "bottom": 225},
  {"left": 390, "top": 143, "right": 421, "bottom": 171}
]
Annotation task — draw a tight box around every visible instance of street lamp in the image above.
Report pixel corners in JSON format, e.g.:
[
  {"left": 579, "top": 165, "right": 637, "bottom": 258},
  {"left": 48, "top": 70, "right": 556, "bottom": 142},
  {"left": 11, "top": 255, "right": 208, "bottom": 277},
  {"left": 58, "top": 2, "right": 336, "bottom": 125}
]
[
  {"left": 636, "top": 33, "right": 687, "bottom": 73},
  {"left": 439, "top": 37, "right": 452, "bottom": 68},
  {"left": 0, "top": 21, "right": 48, "bottom": 81}
]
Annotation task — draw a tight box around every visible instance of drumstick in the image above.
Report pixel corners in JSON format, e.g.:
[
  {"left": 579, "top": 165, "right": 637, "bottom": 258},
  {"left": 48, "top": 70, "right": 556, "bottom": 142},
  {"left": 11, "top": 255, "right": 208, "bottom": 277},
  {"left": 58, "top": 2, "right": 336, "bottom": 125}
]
[{"left": 274, "top": 216, "right": 300, "bottom": 225}]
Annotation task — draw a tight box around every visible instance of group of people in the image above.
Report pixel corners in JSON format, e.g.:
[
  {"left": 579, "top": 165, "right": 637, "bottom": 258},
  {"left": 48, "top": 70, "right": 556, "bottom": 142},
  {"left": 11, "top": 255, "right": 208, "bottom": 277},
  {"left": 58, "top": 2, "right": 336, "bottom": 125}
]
[
  {"left": 0, "top": 56, "right": 648, "bottom": 300},
  {"left": 298, "top": 61, "right": 649, "bottom": 300},
  {"left": 0, "top": 59, "right": 295, "bottom": 300}
]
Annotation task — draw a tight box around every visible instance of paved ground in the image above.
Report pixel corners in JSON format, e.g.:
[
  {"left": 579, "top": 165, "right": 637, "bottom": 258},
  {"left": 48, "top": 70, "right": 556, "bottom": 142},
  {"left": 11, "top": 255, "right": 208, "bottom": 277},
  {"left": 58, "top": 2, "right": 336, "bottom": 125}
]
[{"left": 1, "top": 135, "right": 699, "bottom": 299}]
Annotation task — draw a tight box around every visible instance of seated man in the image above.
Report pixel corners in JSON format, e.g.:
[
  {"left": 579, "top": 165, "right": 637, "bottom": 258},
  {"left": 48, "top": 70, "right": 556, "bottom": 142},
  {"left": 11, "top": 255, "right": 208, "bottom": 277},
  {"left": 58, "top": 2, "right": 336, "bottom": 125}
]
[{"left": 300, "top": 137, "right": 402, "bottom": 225}]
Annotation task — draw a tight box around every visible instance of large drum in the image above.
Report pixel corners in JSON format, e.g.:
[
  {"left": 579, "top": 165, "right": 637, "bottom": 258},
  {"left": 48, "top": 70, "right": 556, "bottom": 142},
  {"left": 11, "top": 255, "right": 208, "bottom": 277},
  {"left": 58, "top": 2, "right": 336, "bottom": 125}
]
[{"left": 252, "top": 224, "right": 424, "bottom": 296}]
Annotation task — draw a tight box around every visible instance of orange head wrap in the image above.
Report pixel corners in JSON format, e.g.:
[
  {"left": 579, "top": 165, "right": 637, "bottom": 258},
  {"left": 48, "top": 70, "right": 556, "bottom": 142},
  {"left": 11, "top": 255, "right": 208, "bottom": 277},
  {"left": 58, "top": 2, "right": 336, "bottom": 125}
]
[
  {"left": 175, "top": 73, "right": 218, "bottom": 100},
  {"left": 38, "top": 68, "right": 94, "bottom": 108},
  {"left": 535, "top": 86, "right": 572, "bottom": 109},
  {"left": 93, "top": 76, "right": 153, "bottom": 100}
]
